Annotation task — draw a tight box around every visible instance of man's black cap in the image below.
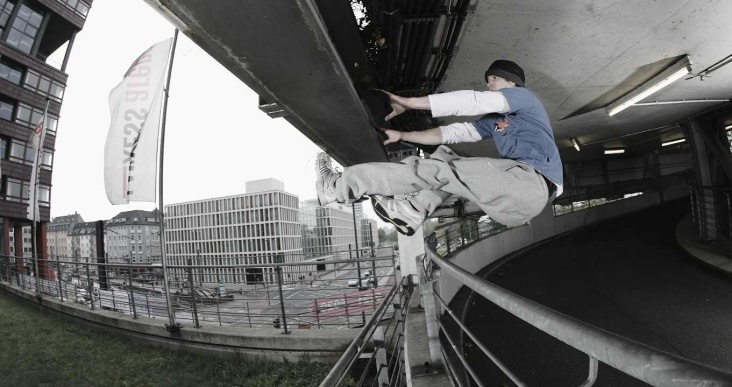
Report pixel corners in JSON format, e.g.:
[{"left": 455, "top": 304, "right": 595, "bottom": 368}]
[{"left": 485, "top": 60, "right": 525, "bottom": 87}]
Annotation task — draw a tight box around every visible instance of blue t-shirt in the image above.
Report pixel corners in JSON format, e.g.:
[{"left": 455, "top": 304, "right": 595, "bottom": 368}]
[{"left": 472, "top": 88, "right": 563, "bottom": 187}]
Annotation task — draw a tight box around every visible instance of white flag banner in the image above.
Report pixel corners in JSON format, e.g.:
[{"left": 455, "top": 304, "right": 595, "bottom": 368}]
[
  {"left": 27, "top": 107, "right": 46, "bottom": 221},
  {"left": 104, "top": 38, "right": 173, "bottom": 205}
]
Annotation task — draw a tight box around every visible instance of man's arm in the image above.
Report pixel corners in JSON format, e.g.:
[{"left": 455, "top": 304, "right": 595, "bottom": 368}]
[
  {"left": 384, "top": 92, "right": 431, "bottom": 120},
  {"left": 382, "top": 89, "right": 509, "bottom": 120},
  {"left": 382, "top": 127, "right": 442, "bottom": 145}
]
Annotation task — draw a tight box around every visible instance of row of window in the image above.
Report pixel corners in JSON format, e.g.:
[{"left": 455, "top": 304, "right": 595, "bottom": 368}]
[
  {"left": 0, "top": 98, "right": 58, "bottom": 135},
  {"left": 166, "top": 192, "right": 300, "bottom": 217},
  {"left": 4, "top": 176, "right": 49, "bottom": 205},
  {"left": 167, "top": 207, "right": 295, "bottom": 229},
  {"left": 0, "top": 59, "right": 64, "bottom": 102},
  {"left": 55, "top": 0, "right": 90, "bottom": 19},
  {"left": 166, "top": 221, "right": 303, "bottom": 243},
  {"left": 167, "top": 236, "right": 303, "bottom": 256},
  {"left": 0, "top": 136, "right": 53, "bottom": 168}
]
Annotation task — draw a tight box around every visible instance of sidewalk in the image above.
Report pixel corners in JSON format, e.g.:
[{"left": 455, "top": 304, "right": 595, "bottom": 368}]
[{"left": 676, "top": 214, "right": 732, "bottom": 275}]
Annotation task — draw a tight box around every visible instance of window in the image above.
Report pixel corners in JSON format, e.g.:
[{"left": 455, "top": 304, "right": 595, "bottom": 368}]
[
  {"left": 38, "top": 185, "right": 49, "bottom": 206},
  {"left": 9, "top": 139, "right": 24, "bottom": 162},
  {"left": 0, "top": 0, "right": 14, "bottom": 35},
  {"left": 0, "top": 98, "right": 13, "bottom": 121},
  {"left": 24, "top": 69, "right": 64, "bottom": 101},
  {"left": 40, "top": 149, "right": 52, "bottom": 169},
  {"left": 5, "top": 177, "right": 22, "bottom": 202},
  {"left": 6, "top": 3, "right": 44, "bottom": 54},
  {"left": 15, "top": 103, "right": 57, "bottom": 134},
  {"left": 57, "top": 0, "right": 89, "bottom": 18},
  {"left": 0, "top": 57, "right": 22, "bottom": 85}
]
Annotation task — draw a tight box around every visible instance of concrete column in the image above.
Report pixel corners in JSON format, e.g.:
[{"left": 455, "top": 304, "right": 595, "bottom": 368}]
[
  {"left": 396, "top": 226, "right": 424, "bottom": 278},
  {"left": 2, "top": 218, "right": 9, "bottom": 257},
  {"left": 2, "top": 218, "right": 8, "bottom": 281},
  {"left": 684, "top": 119, "right": 717, "bottom": 240},
  {"left": 36, "top": 222, "right": 52, "bottom": 279}
]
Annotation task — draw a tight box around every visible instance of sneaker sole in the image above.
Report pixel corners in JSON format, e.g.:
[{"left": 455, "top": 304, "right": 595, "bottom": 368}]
[{"left": 373, "top": 200, "right": 416, "bottom": 236}]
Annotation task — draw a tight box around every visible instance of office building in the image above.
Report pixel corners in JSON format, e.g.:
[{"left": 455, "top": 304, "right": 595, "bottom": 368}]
[{"left": 164, "top": 179, "right": 303, "bottom": 286}]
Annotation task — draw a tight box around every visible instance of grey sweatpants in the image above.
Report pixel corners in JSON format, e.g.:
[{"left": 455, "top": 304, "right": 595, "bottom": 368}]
[{"left": 335, "top": 146, "right": 549, "bottom": 227}]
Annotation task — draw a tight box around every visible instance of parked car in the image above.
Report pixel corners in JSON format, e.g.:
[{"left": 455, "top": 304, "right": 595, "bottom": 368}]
[{"left": 348, "top": 276, "right": 375, "bottom": 289}]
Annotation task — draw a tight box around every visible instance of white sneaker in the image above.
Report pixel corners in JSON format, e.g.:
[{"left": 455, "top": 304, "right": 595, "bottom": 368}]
[
  {"left": 371, "top": 195, "right": 425, "bottom": 236},
  {"left": 315, "top": 153, "right": 340, "bottom": 206}
]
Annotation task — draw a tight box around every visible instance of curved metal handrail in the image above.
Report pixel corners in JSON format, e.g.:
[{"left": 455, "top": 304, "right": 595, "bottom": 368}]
[{"left": 424, "top": 241, "right": 732, "bottom": 386}]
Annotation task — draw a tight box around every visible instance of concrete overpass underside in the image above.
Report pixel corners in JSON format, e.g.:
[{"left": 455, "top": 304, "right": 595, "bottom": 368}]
[{"left": 145, "top": 0, "right": 732, "bottom": 216}]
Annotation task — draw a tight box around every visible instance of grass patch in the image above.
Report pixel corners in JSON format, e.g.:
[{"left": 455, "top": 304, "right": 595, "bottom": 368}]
[{"left": 0, "top": 291, "right": 332, "bottom": 386}]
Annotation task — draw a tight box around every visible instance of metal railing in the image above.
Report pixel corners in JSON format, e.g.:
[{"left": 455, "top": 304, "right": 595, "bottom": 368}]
[
  {"left": 421, "top": 240, "right": 732, "bottom": 386},
  {"left": 689, "top": 184, "right": 732, "bottom": 249},
  {"left": 0, "top": 246, "right": 399, "bottom": 332},
  {"left": 430, "top": 220, "right": 509, "bottom": 257},
  {"left": 319, "top": 275, "right": 414, "bottom": 387}
]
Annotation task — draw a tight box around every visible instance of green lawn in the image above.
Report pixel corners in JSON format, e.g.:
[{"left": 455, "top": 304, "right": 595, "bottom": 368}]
[{"left": 0, "top": 291, "right": 332, "bottom": 386}]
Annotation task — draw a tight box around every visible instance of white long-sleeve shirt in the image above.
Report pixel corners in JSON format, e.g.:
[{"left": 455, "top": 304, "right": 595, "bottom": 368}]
[{"left": 428, "top": 90, "right": 510, "bottom": 144}]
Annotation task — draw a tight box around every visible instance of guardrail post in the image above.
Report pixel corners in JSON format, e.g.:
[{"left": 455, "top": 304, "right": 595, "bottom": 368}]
[
  {"left": 112, "top": 289, "right": 116, "bottom": 310},
  {"left": 128, "top": 265, "right": 137, "bottom": 318},
  {"left": 460, "top": 223, "right": 466, "bottom": 247},
  {"left": 216, "top": 296, "right": 222, "bottom": 326},
  {"left": 146, "top": 294, "right": 151, "bottom": 318},
  {"left": 344, "top": 293, "right": 350, "bottom": 328},
  {"left": 187, "top": 258, "right": 200, "bottom": 328},
  {"left": 315, "top": 303, "right": 321, "bottom": 329},
  {"left": 56, "top": 259, "right": 63, "bottom": 301},
  {"left": 86, "top": 258, "right": 94, "bottom": 310},
  {"left": 246, "top": 302, "right": 252, "bottom": 328},
  {"left": 275, "top": 266, "right": 289, "bottom": 334}
]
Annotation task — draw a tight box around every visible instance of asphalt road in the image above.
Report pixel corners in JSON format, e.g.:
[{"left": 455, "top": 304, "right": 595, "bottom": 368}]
[{"left": 457, "top": 199, "right": 732, "bottom": 386}]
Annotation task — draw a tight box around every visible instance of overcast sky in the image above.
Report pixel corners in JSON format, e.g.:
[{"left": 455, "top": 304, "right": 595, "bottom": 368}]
[{"left": 50, "top": 1, "right": 381, "bottom": 224}]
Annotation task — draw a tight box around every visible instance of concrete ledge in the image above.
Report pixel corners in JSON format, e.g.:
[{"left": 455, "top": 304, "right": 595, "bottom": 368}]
[
  {"left": 404, "top": 292, "right": 451, "bottom": 386},
  {"left": 676, "top": 215, "right": 732, "bottom": 276},
  {"left": 1, "top": 282, "right": 356, "bottom": 364}
]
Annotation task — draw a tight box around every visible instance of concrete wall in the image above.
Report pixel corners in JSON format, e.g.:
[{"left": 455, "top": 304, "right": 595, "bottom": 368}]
[
  {"left": 0, "top": 283, "right": 356, "bottom": 364},
  {"left": 440, "top": 192, "right": 671, "bottom": 303}
]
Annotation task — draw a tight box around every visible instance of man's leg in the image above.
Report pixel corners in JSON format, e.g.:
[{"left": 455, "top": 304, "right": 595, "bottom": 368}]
[
  {"left": 335, "top": 146, "right": 549, "bottom": 227},
  {"left": 317, "top": 146, "right": 548, "bottom": 231}
]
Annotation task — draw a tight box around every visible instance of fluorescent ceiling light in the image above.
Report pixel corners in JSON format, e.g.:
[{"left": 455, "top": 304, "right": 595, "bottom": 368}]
[
  {"left": 606, "top": 56, "right": 692, "bottom": 117},
  {"left": 571, "top": 138, "right": 580, "bottom": 152},
  {"left": 604, "top": 149, "right": 625, "bottom": 155},
  {"left": 662, "top": 138, "right": 686, "bottom": 146}
]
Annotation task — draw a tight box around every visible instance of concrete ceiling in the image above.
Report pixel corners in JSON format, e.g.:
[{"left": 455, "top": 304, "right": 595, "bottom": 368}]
[
  {"left": 144, "top": 0, "right": 732, "bottom": 167},
  {"left": 442, "top": 0, "right": 732, "bottom": 163}
]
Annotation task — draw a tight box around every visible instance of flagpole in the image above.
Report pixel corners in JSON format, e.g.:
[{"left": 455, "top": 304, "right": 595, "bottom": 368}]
[
  {"left": 158, "top": 29, "right": 179, "bottom": 330},
  {"left": 31, "top": 98, "right": 50, "bottom": 298}
]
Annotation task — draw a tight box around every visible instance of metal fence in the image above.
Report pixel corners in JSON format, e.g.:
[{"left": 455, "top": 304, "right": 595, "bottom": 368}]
[
  {"left": 688, "top": 184, "right": 732, "bottom": 248},
  {"left": 0, "top": 247, "right": 400, "bottom": 332},
  {"left": 421, "top": 240, "right": 732, "bottom": 386},
  {"left": 319, "top": 275, "right": 414, "bottom": 387}
]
